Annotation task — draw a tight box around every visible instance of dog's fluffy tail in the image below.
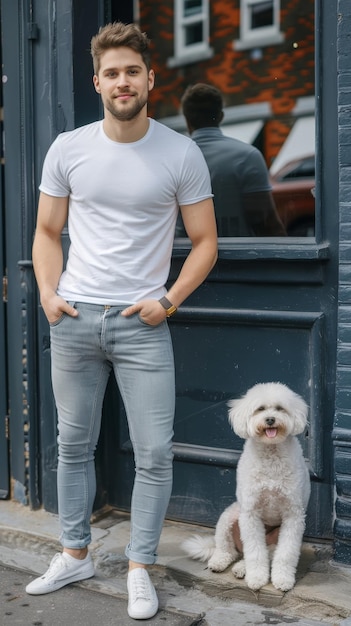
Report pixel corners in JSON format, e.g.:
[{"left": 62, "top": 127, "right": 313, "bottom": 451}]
[{"left": 181, "top": 534, "right": 215, "bottom": 562}]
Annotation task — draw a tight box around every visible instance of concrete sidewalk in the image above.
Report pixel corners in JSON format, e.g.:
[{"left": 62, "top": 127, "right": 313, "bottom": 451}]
[{"left": 1, "top": 500, "right": 351, "bottom": 625}]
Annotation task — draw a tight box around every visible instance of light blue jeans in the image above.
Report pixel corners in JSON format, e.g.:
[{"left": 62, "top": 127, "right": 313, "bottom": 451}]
[{"left": 49, "top": 302, "right": 175, "bottom": 565}]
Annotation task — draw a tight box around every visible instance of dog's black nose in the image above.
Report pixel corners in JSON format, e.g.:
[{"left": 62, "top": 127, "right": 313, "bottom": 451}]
[{"left": 265, "top": 418, "right": 275, "bottom": 426}]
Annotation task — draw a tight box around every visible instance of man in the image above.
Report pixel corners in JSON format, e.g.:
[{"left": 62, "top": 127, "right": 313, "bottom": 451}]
[
  {"left": 181, "top": 83, "right": 286, "bottom": 237},
  {"left": 27, "top": 22, "right": 217, "bottom": 621}
]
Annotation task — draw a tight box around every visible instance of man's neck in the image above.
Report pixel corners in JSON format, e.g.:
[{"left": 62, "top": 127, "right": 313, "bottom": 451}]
[
  {"left": 191, "top": 125, "right": 220, "bottom": 135},
  {"left": 103, "top": 114, "right": 150, "bottom": 143}
]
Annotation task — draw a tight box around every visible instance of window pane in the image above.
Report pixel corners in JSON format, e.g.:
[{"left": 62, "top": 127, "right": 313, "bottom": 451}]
[
  {"left": 251, "top": 1, "right": 273, "bottom": 29},
  {"left": 185, "top": 22, "right": 203, "bottom": 45},
  {"left": 184, "top": 0, "right": 202, "bottom": 17}
]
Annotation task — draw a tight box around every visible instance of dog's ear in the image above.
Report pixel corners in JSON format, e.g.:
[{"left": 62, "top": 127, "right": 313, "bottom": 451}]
[
  {"left": 291, "top": 394, "right": 309, "bottom": 435},
  {"left": 227, "top": 399, "right": 249, "bottom": 439}
]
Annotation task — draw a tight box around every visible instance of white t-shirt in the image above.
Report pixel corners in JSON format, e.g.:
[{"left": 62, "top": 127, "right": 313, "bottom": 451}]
[{"left": 39, "top": 118, "right": 213, "bottom": 305}]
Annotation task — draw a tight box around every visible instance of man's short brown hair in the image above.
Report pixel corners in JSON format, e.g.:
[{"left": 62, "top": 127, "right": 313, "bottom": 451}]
[
  {"left": 181, "top": 83, "right": 223, "bottom": 130},
  {"left": 91, "top": 22, "right": 151, "bottom": 74}
]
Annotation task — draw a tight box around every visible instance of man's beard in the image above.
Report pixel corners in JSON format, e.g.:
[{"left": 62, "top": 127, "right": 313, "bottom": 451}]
[{"left": 105, "top": 92, "right": 148, "bottom": 122}]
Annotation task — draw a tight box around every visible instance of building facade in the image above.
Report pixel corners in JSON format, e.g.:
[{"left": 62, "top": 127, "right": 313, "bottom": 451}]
[{"left": 0, "top": 0, "right": 351, "bottom": 564}]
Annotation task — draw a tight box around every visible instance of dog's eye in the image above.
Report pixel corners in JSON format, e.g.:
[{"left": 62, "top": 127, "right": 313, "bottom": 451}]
[
  {"left": 275, "top": 405, "right": 284, "bottom": 411},
  {"left": 257, "top": 406, "right": 266, "bottom": 412}
]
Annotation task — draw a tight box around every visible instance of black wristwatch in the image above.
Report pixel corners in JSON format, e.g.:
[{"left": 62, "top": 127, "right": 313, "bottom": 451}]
[{"left": 158, "top": 296, "right": 177, "bottom": 317}]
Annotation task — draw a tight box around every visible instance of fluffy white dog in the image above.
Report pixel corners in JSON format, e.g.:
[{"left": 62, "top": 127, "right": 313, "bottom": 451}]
[{"left": 182, "top": 382, "right": 310, "bottom": 592}]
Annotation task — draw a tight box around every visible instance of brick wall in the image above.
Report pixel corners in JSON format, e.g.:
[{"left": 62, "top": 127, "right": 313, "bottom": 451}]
[
  {"left": 334, "top": 0, "right": 351, "bottom": 564},
  {"left": 140, "top": 0, "right": 314, "bottom": 166}
]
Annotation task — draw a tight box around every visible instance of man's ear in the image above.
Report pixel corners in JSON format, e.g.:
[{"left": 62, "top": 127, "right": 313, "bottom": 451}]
[
  {"left": 93, "top": 75, "right": 101, "bottom": 94},
  {"left": 148, "top": 69, "right": 155, "bottom": 92}
]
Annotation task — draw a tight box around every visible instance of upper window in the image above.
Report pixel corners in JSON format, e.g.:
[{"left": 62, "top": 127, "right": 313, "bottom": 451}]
[
  {"left": 183, "top": 0, "right": 204, "bottom": 45},
  {"left": 167, "top": 0, "right": 213, "bottom": 67},
  {"left": 235, "top": 0, "right": 284, "bottom": 50}
]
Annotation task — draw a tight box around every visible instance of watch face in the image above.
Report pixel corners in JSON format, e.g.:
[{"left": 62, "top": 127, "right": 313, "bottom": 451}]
[{"left": 166, "top": 305, "right": 177, "bottom": 317}]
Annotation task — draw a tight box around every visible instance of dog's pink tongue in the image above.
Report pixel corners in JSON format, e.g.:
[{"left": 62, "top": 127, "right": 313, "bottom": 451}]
[{"left": 265, "top": 428, "right": 277, "bottom": 438}]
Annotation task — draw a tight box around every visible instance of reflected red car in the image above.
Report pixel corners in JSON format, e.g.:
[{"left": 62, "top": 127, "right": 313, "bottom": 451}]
[{"left": 270, "top": 155, "right": 315, "bottom": 236}]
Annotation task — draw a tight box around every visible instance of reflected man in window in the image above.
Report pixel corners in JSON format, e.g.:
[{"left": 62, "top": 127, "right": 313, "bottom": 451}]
[{"left": 180, "top": 83, "right": 286, "bottom": 237}]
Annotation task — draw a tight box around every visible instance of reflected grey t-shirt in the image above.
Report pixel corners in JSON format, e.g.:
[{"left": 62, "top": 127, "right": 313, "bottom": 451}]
[{"left": 191, "top": 127, "right": 271, "bottom": 236}]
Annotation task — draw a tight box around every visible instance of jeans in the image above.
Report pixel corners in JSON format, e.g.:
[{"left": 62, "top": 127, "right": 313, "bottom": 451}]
[{"left": 50, "top": 302, "right": 175, "bottom": 565}]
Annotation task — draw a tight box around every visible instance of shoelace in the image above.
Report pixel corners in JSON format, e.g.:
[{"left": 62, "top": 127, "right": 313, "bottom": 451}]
[
  {"left": 43, "top": 553, "right": 67, "bottom": 578},
  {"left": 131, "top": 573, "right": 151, "bottom": 601}
]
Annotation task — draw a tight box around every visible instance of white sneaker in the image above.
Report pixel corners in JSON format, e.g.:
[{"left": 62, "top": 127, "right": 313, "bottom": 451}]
[
  {"left": 25, "top": 552, "right": 95, "bottom": 595},
  {"left": 127, "top": 568, "right": 159, "bottom": 620}
]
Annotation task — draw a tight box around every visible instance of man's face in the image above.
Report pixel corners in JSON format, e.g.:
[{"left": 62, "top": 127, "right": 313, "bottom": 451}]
[{"left": 93, "top": 47, "right": 154, "bottom": 122}]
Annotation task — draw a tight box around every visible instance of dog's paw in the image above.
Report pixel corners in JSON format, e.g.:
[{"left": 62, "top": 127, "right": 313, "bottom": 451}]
[
  {"left": 208, "top": 550, "right": 234, "bottom": 572},
  {"left": 232, "top": 559, "right": 245, "bottom": 579},
  {"left": 271, "top": 565, "right": 296, "bottom": 591},
  {"left": 245, "top": 567, "right": 269, "bottom": 590}
]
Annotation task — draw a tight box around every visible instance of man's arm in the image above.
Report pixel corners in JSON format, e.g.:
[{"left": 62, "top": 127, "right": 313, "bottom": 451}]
[
  {"left": 32, "top": 192, "right": 78, "bottom": 324},
  {"left": 122, "top": 197, "right": 218, "bottom": 324},
  {"left": 167, "top": 197, "right": 218, "bottom": 304}
]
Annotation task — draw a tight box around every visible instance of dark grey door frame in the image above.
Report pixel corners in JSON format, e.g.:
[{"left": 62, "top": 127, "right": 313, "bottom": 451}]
[
  {"left": 0, "top": 0, "right": 40, "bottom": 507},
  {"left": 0, "top": 88, "right": 9, "bottom": 497},
  {"left": 0, "top": 0, "right": 104, "bottom": 509}
]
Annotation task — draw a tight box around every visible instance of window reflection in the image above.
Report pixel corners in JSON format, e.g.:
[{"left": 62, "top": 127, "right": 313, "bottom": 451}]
[
  {"left": 144, "top": 0, "right": 315, "bottom": 237},
  {"left": 251, "top": 2, "right": 274, "bottom": 30},
  {"left": 179, "top": 82, "right": 287, "bottom": 237},
  {"left": 270, "top": 155, "right": 315, "bottom": 236}
]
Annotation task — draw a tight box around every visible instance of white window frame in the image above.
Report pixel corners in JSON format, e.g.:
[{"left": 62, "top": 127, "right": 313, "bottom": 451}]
[
  {"left": 235, "top": 0, "right": 284, "bottom": 51},
  {"left": 167, "top": 0, "right": 212, "bottom": 67}
]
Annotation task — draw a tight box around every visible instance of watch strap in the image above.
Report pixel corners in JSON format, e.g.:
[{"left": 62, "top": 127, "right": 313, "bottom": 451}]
[{"left": 159, "top": 296, "right": 177, "bottom": 317}]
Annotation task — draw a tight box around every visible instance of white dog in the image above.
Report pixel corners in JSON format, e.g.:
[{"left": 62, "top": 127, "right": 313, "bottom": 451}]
[{"left": 182, "top": 382, "right": 310, "bottom": 592}]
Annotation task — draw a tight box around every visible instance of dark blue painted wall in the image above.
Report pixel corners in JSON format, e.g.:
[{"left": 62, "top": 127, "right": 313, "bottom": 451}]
[{"left": 333, "top": 0, "right": 351, "bottom": 564}]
